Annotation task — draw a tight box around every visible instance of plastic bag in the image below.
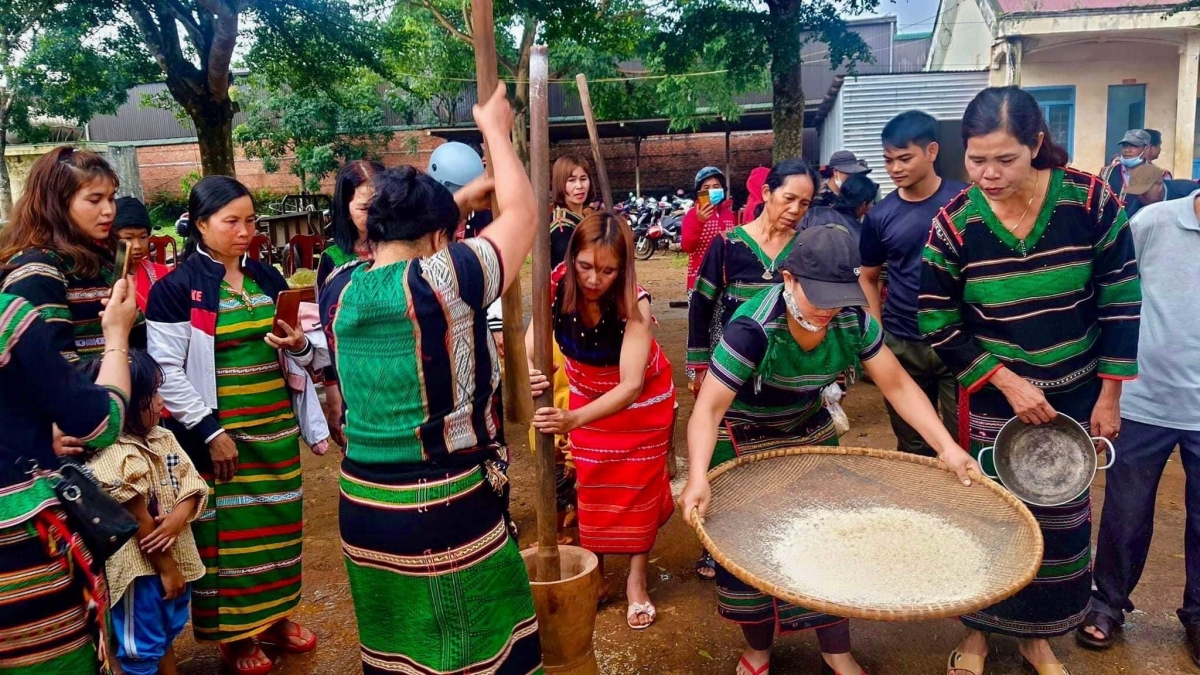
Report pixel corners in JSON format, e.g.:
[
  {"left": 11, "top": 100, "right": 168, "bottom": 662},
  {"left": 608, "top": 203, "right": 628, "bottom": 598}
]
[{"left": 823, "top": 383, "right": 850, "bottom": 437}]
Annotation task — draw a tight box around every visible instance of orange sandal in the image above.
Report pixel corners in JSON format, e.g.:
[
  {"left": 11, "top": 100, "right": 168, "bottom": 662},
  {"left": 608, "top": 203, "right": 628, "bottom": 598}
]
[
  {"left": 259, "top": 621, "right": 317, "bottom": 654},
  {"left": 219, "top": 642, "right": 273, "bottom": 675}
]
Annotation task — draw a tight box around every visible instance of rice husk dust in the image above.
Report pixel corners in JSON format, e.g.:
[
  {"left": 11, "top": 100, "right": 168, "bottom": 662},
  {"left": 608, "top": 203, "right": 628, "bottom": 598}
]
[{"left": 767, "top": 506, "right": 989, "bottom": 607}]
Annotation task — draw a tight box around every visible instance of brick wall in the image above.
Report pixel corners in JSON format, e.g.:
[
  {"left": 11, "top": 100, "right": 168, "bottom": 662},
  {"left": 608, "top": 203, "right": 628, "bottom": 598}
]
[
  {"left": 137, "top": 132, "right": 444, "bottom": 200},
  {"left": 137, "top": 129, "right": 776, "bottom": 205}
]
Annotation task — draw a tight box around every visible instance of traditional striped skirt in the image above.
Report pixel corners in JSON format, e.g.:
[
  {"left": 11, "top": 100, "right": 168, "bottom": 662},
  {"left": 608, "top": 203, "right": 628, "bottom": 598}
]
[
  {"left": 959, "top": 384, "right": 1097, "bottom": 638},
  {"left": 339, "top": 457, "right": 542, "bottom": 675},
  {"left": 0, "top": 478, "right": 103, "bottom": 674},
  {"left": 565, "top": 345, "right": 675, "bottom": 555},
  {"left": 189, "top": 428, "right": 304, "bottom": 643},
  {"left": 710, "top": 414, "right": 845, "bottom": 633}
]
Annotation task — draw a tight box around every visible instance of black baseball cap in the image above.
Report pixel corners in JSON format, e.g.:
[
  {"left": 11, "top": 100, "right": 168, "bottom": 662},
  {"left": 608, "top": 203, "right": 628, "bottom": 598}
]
[{"left": 780, "top": 224, "right": 868, "bottom": 309}]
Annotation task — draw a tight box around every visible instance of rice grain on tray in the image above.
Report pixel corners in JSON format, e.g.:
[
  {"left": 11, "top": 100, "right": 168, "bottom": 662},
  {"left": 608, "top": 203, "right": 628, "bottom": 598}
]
[{"left": 768, "top": 507, "right": 989, "bottom": 607}]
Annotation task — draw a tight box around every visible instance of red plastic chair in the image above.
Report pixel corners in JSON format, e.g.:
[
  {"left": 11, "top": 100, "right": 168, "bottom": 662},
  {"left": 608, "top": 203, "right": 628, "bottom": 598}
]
[
  {"left": 285, "top": 234, "right": 324, "bottom": 275},
  {"left": 247, "top": 234, "right": 272, "bottom": 263},
  {"left": 147, "top": 236, "right": 178, "bottom": 268}
]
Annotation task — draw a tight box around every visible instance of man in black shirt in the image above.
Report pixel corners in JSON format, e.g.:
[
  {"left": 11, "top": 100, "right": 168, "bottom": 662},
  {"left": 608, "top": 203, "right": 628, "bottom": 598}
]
[{"left": 859, "top": 110, "right": 966, "bottom": 456}]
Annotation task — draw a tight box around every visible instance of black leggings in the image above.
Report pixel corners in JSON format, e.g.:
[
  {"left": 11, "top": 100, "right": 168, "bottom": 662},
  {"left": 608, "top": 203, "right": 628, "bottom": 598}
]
[{"left": 742, "top": 619, "right": 851, "bottom": 654}]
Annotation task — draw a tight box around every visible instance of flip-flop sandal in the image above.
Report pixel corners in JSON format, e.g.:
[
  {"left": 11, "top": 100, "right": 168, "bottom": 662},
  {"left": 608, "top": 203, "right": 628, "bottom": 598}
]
[
  {"left": 219, "top": 642, "right": 273, "bottom": 675},
  {"left": 948, "top": 649, "right": 986, "bottom": 675},
  {"left": 736, "top": 655, "right": 769, "bottom": 675},
  {"left": 259, "top": 621, "right": 318, "bottom": 654},
  {"left": 696, "top": 551, "right": 717, "bottom": 580},
  {"left": 1075, "top": 610, "right": 1119, "bottom": 650},
  {"left": 626, "top": 601, "right": 656, "bottom": 630}
]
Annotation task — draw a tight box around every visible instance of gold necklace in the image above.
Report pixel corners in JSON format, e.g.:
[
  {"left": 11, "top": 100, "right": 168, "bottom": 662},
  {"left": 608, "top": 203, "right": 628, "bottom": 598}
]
[{"left": 1004, "top": 170, "right": 1042, "bottom": 233}]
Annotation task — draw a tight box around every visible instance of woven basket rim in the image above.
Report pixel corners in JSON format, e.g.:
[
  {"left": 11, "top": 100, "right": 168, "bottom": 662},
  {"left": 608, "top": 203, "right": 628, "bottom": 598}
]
[{"left": 692, "top": 445, "right": 1045, "bottom": 622}]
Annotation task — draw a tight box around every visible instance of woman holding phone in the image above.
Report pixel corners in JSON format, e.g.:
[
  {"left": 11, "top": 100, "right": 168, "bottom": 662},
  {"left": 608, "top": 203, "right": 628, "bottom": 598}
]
[
  {"left": 681, "top": 166, "right": 737, "bottom": 295},
  {"left": 0, "top": 146, "right": 145, "bottom": 362},
  {"left": 147, "top": 176, "right": 328, "bottom": 675}
]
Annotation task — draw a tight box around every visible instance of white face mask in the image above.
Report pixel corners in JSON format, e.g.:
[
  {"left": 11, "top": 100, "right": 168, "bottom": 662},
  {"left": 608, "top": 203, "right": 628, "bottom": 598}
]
[{"left": 783, "top": 289, "right": 824, "bottom": 333}]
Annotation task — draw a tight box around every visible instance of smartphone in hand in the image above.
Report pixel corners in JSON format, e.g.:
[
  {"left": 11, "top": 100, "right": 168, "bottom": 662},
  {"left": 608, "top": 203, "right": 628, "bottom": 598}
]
[
  {"left": 112, "top": 240, "right": 132, "bottom": 288},
  {"left": 273, "top": 289, "right": 304, "bottom": 339}
]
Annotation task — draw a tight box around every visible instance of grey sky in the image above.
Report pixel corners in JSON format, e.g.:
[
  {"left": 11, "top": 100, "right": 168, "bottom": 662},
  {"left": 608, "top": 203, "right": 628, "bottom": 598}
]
[{"left": 860, "top": 0, "right": 943, "bottom": 33}]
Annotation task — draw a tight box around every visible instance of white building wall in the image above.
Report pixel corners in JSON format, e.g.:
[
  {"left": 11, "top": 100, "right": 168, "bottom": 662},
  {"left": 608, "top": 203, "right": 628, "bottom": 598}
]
[
  {"left": 819, "top": 91, "right": 845, "bottom": 163},
  {"left": 833, "top": 71, "right": 989, "bottom": 194}
]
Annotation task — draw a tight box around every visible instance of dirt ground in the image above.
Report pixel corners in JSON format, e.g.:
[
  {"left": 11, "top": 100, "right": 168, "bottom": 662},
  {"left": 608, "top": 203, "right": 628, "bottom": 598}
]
[{"left": 176, "top": 254, "right": 1197, "bottom": 674}]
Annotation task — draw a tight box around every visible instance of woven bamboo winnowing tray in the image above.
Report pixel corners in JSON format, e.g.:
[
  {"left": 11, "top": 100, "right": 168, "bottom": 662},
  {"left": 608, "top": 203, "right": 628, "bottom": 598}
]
[{"left": 693, "top": 446, "right": 1044, "bottom": 622}]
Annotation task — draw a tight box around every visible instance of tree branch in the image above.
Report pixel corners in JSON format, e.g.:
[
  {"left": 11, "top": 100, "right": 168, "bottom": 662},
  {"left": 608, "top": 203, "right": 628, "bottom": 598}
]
[
  {"left": 161, "top": 0, "right": 207, "bottom": 51},
  {"left": 126, "top": 0, "right": 199, "bottom": 83},
  {"left": 413, "top": 0, "right": 473, "bottom": 46},
  {"left": 196, "top": 0, "right": 238, "bottom": 100}
]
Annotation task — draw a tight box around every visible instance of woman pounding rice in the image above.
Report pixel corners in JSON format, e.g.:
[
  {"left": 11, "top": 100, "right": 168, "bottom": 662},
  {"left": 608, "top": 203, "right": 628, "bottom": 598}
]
[
  {"left": 921, "top": 87, "right": 1140, "bottom": 675},
  {"left": 526, "top": 212, "right": 676, "bottom": 629},
  {"left": 686, "top": 158, "right": 819, "bottom": 580},
  {"left": 680, "top": 223, "right": 978, "bottom": 675},
  {"left": 332, "top": 84, "right": 543, "bottom": 674}
]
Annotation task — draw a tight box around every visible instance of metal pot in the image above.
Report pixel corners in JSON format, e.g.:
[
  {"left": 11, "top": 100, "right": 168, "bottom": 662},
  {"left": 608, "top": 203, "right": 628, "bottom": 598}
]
[{"left": 978, "top": 414, "right": 1115, "bottom": 507}]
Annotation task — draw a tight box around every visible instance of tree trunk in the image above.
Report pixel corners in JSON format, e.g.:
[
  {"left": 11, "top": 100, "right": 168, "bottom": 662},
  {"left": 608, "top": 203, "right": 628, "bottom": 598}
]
[
  {"left": 769, "top": 0, "right": 805, "bottom": 164},
  {"left": 186, "top": 95, "right": 237, "bottom": 178},
  {"left": 509, "top": 18, "right": 537, "bottom": 169},
  {"left": 0, "top": 110, "right": 12, "bottom": 221}
]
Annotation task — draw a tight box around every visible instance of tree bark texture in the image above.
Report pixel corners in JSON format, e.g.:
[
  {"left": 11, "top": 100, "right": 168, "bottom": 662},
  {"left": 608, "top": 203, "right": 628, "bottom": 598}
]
[
  {"left": 0, "top": 125, "right": 12, "bottom": 221},
  {"left": 769, "top": 0, "right": 805, "bottom": 163},
  {"left": 185, "top": 93, "right": 238, "bottom": 178}
]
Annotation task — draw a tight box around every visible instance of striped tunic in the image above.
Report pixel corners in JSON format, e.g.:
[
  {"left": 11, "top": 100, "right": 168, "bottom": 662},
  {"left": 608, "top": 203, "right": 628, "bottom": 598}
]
[
  {"left": 919, "top": 167, "right": 1141, "bottom": 637},
  {"left": 919, "top": 167, "right": 1140, "bottom": 396},
  {"left": 0, "top": 293, "right": 127, "bottom": 674},
  {"left": 706, "top": 285, "right": 883, "bottom": 632},
  {"left": 2, "top": 248, "right": 146, "bottom": 363},
  {"left": 686, "top": 226, "right": 797, "bottom": 379},
  {"left": 334, "top": 239, "right": 542, "bottom": 674},
  {"left": 190, "top": 276, "right": 304, "bottom": 643}
]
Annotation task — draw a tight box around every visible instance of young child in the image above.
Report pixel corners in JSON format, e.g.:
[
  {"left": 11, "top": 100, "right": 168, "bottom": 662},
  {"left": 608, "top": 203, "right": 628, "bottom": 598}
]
[{"left": 86, "top": 350, "right": 207, "bottom": 675}]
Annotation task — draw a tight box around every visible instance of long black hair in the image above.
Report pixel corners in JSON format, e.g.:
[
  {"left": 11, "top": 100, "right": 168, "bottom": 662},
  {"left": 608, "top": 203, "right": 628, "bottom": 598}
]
[
  {"left": 81, "top": 350, "right": 163, "bottom": 438},
  {"left": 331, "top": 160, "right": 385, "bottom": 254},
  {"left": 367, "top": 166, "right": 459, "bottom": 243},
  {"left": 181, "top": 176, "right": 255, "bottom": 260},
  {"left": 962, "top": 86, "right": 1070, "bottom": 170}
]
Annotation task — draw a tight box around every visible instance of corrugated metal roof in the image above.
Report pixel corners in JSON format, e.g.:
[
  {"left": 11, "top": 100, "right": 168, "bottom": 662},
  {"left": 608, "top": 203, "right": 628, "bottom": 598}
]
[{"left": 826, "top": 70, "right": 988, "bottom": 193}]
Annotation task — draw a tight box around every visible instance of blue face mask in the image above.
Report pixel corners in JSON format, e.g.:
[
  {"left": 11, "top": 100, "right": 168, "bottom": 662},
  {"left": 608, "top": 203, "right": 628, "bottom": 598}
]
[
  {"left": 708, "top": 188, "right": 725, "bottom": 207},
  {"left": 1119, "top": 154, "right": 1144, "bottom": 169}
]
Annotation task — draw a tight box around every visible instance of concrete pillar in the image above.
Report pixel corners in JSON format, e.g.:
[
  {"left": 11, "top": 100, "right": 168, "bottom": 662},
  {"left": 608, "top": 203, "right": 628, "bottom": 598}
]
[
  {"left": 1174, "top": 31, "right": 1200, "bottom": 180},
  {"left": 106, "top": 144, "right": 144, "bottom": 202}
]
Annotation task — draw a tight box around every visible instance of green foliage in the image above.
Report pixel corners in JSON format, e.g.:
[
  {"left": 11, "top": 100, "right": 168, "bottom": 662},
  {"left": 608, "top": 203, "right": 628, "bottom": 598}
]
[
  {"left": 179, "top": 170, "right": 202, "bottom": 195},
  {"left": 650, "top": 0, "right": 878, "bottom": 126},
  {"left": 0, "top": 2, "right": 155, "bottom": 139},
  {"left": 232, "top": 72, "right": 391, "bottom": 193},
  {"left": 380, "top": 7, "right": 476, "bottom": 126}
]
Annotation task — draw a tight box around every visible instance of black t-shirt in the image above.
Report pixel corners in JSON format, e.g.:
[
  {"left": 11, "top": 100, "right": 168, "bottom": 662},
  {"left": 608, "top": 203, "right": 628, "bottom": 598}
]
[{"left": 859, "top": 178, "right": 968, "bottom": 341}]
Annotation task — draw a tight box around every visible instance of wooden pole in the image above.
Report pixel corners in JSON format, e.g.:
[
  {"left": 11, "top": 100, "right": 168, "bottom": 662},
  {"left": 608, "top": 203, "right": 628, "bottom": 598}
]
[
  {"left": 473, "top": 0, "right": 533, "bottom": 425},
  {"left": 574, "top": 74, "right": 614, "bottom": 210},
  {"left": 529, "top": 44, "right": 561, "bottom": 582},
  {"left": 725, "top": 127, "right": 733, "bottom": 191},
  {"left": 634, "top": 136, "right": 642, "bottom": 199}
]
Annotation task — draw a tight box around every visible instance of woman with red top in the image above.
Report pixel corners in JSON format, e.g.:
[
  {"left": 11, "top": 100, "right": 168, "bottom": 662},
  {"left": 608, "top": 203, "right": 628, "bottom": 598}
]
[
  {"left": 527, "top": 212, "right": 676, "bottom": 630},
  {"left": 682, "top": 166, "right": 737, "bottom": 294},
  {"left": 114, "top": 196, "right": 172, "bottom": 312}
]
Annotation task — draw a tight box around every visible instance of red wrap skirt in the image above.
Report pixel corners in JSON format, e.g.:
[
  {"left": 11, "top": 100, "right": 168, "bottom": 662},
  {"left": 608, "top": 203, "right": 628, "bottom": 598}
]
[{"left": 565, "top": 342, "right": 676, "bottom": 555}]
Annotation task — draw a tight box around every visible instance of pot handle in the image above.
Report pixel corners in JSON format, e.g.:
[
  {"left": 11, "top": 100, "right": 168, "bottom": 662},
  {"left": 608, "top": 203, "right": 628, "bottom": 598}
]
[
  {"left": 977, "top": 446, "right": 1000, "bottom": 479},
  {"left": 1094, "top": 436, "right": 1117, "bottom": 470}
]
